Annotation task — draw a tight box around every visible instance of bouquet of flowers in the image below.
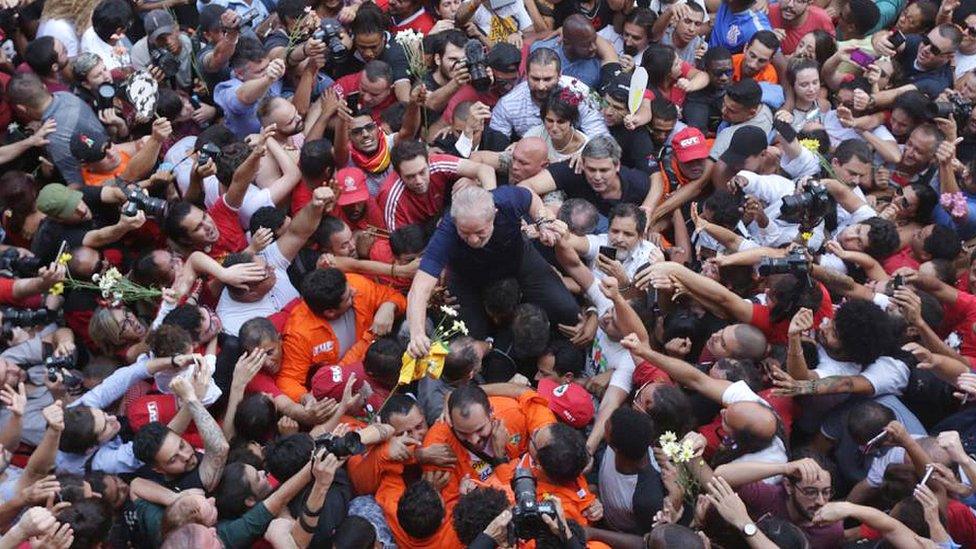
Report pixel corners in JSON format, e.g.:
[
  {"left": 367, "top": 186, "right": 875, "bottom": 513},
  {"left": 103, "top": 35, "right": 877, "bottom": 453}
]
[
  {"left": 394, "top": 29, "right": 428, "bottom": 82},
  {"left": 941, "top": 192, "right": 969, "bottom": 219},
  {"left": 57, "top": 254, "right": 162, "bottom": 306},
  {"left": 398, "top": 305, "right": 468, "bottom": 385},
  {"left": 659, "top": 431, "right": 703, "bottom": 505}
]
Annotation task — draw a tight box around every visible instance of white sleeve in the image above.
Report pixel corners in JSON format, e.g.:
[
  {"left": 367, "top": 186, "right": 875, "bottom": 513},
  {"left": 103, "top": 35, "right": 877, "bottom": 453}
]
[
  {"left": 584, "top": 280, "right": 613, "bottom": 315},
  {"left": 262, "top": 242, "right": 290, "bottom": 270},
  {"left": 866, "top": 448, "right": 904, "bottom": 487},
  {"left": 818, "top": 252, "right": 848, "bottom": 275},
  {"left": 847, "top": 204, "right": 877, "bottom": 224},
  {"left": 583, "top": 234, "right": 604, "bottom": 262},
  {"left": 721, "top": 380, "right": 767, "bottom": 406},
  {"left": 608, "top": 349, "right": 636, "bottom": 393},
  {"left": 739, "top": 171, "right": 796, "bottom": 205},
  {"left": 859, "top": 358, "right": 910, "bottom": 396},
  {"left": 239, "top": 187, "right": 274, "bottom": 226},
  {"left": 780, "top": 148, "right": 820, "bottom": 179}
]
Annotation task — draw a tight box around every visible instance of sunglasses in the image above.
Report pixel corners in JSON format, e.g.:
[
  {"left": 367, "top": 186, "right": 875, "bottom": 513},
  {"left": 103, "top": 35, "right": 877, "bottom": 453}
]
[
  {"left": 349, "top": 122, "right": 377, "bottom": 136},
  {"left": 966, "top": 26, "right": 976, "bottom": 38},
  {"left": 710, "top": 68, "right": 734, "bottom": 77},
  {"left": 922, "top": 35, "right": 946, "bottom": 56}
]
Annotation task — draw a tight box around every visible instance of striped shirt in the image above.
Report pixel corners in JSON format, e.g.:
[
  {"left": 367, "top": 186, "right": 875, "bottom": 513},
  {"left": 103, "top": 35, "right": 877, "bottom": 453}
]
[
  {"left": 489, "top": 75, "right": 609, "bottom": 139},
  {"left": 377, "top": 154, "right": 461, "bottom": 230}
]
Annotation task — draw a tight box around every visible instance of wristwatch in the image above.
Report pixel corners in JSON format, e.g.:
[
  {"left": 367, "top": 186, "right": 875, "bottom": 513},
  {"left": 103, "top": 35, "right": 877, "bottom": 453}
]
[{"left": 742, "top": 523, "right": 758, "bottom": 537}]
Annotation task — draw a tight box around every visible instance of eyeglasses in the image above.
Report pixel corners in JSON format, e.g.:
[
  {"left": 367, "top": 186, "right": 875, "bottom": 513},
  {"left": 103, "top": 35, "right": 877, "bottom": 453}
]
[
  {"left": 349, "top": 122, "right": 377, "bottom": 136},
  {"left": 966, "top": 25, "right": 976, "bottom": 37},
  {"left": 796, "top": 486, "right": 833, "bottom": 499},
  {"left": 710, "top": 68, "right": 734, "bottom": 77},
  {"left": 894, "top": 188, "right": 910, "bottom": 210},
  {"left": 118, "top": 310, "right": 139, "bottom": 340},
  {"left": 922, "top": 35, "right": 946, "bottom": 56}
]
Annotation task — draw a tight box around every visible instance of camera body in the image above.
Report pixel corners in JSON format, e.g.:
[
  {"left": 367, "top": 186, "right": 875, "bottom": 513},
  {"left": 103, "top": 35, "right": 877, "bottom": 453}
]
[
  {"left": 41, "top": 355, "right": 83, "bottom": 390},
  {"left": 238, "top": 8, "right": 260, "bottom": 28},
  {"left": 779, "top": 181, "right": 832, "bottom": 227},
  {"left": 464, "top": 40, "right": 491, "bottom": 93},
  {"left": 96, "top": 83, "right": 117, "bottom": 110},
  {"left": 313, "top": 432, "right": 366, "bottom": 458},
  {"left": 314, "top": 23, "right": 349, "bottom": 65},
  {"left": 197, "top": 142, "right": 222, "bottom": 165},
  {"left": 0, "top": 249, "right": 42, "bottom": 278},
  {"left": 122, "top": 188, "right": 169, "bottom": 218},
  {"left": 928, "top": 95, "right": 973, "bottom": 126},
  {"left": 1, "top": 307, "right": 58, "bottom": 342},
  {"left": 510, "top": 467, "right": 558, "bottom": 541},
  {"left": 757, "top": 250, "right": 809, "bottom": 277},
  {"left": 150, "top": 47, "right": 181, "bottom": 78}
]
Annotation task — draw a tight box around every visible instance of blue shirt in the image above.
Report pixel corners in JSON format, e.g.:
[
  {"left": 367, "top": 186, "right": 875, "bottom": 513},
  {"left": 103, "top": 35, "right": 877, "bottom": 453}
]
[
  {"left": 213, "top": 76, "right": 283, "bottom": 138},
  {"left": 530, "top": 38, "right": 602, "bottom": 90},
  {"left": 420, "top": 186, "right": 532, "bottom": 282},
  {"left": 933, "top": 192, "right": 976, "bottom": 240},
  {"left": 709, "top": 3, "right": 771, "bottom": 53}
]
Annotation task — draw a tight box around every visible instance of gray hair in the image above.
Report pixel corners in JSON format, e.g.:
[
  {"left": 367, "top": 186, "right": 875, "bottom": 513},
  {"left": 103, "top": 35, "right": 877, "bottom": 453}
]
[
  {"left": 451, "top": 186, "right": 496, "bottom": 222},
  {"left": 581, "top": 135, "right": 622, "bottom": 164}
]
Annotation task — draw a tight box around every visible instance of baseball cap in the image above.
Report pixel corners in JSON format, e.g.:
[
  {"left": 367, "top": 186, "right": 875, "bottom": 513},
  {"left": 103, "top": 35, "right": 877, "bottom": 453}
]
[
  {"left": 719, "top": 125, "right": 767, "bottom": 166},
  {"left": 603, "top": 72, "right": 630, "bottom": 103},
  {"left": 726, "top": 78, "right": 762, "bottom": 109},
  {"left": 335, "top": 167, "right": 369, "bottom": 206},
  {"left": 70, "top": 132, "right": 109, "bottom": 163},
  {"left": 199, "top": 4, "right": 226, "bottom": 32},
  {"left": 145, "top": 10, "right": 176, "bottom": 43},
  {"left": 632, "top": 360, "right": 672, "bottom": 388},
  {"left": 672, "top": 127, "right": 709, "bottom": 163},
  {"left": 36, "top": 183, "right": 84, "bottom": 219},
  {"left": 487, "top": 42, "right": 521, "bottom": 72},
  {"left": 311, "top": 362, "right": 367, "bottom": 401},
  {"left": 71, "top": 52, "right": 101, "bottom": 79},
  {"left": 538, "top": 378, "right": 594, "bottom": 429}
]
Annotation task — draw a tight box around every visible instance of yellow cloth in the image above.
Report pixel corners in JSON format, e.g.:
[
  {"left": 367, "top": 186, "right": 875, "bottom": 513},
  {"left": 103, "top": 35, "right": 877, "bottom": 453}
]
[{"left": 398, "top": 342, "right": 448, "bottom": 385}]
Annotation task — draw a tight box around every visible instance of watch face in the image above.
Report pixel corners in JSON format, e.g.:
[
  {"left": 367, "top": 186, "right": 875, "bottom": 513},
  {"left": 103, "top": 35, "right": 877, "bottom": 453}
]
[{"left": 743, "top": 523, "right": 758, "bottom": 536}]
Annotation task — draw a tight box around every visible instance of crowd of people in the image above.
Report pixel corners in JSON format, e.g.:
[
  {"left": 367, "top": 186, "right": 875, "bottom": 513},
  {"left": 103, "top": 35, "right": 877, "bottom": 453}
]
[{"left": 0, "top": 0, "right": 975, "bottom": 545}]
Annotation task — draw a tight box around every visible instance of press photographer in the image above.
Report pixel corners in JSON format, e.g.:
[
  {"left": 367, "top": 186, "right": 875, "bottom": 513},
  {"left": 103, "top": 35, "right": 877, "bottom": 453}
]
[{"left": 131, "top": 10, "right": 195, "bottom": 90}]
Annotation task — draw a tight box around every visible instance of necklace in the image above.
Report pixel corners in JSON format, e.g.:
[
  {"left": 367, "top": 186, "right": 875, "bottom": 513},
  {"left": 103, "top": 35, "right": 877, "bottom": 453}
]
[{"left": 553, "top": 132, "right": 581, "bottom": 154}]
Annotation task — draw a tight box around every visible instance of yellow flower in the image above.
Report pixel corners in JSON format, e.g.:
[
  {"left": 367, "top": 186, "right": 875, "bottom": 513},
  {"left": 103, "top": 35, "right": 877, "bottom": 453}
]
[
  {"left": 57, "top": 253, "right": 72, "bottom": 266},
  {"left": 799, "top": 138, "right": 821, "bottom": 154},
  {"left": 49, "top": 282, "right": 64, "bottom": 296}
]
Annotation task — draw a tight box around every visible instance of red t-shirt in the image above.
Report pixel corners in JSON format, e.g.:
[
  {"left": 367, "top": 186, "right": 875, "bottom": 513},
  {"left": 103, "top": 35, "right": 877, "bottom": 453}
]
[
  {"left": 646, "top": 63, "right": 693, "bottom": 106},
  {"left": 700, "top": 387, "right": 795, "bottom": 458},
  {"left": 767, "top": 5, "right": 835, "bottom": 55},
  {"left": 290, "top": 183, "right": 314, "bottom": 216},
  {"left": 881, "top": 245, "right": 920, "bottom": 274},
  {"left": 332, "top": 72, "right": 398, "bottom": 128},
  {"left": 390, "top": 9, "right": 436, "bottom": 35},
  {"left": 207, "top": 196, "right": 247, "bottom": 262},
  {"left": 939, "top": 290, "right": 976, "bottom": 368},
  {"left": 376, "top": 153, "right": 461, "bottom": 230},
  {"left": 750, "top": 283, "right": 834, "bottom": 345},
  {"left": 246, "top": 370, "right": 284, "bottom": 398}
]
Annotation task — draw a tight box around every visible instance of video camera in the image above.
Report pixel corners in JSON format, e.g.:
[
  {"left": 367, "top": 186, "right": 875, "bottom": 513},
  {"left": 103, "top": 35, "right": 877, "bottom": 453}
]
[
  {"left": 510, "top": 467, "right": 558, "bottom": 541},
  {"left": 757, "top": 249, "right": 809, "bottom": 277},
  {"left": 927, "top": 95, "right": 973, "bottom": 126},
  {"left": 313, "top": 431, "right": 366, "bottom": 458},
  {"left": 313, "top": 22, "right": 350, "bottom": 65},
  {"left": 0, "top": 249, "right": 42, "bottom": 278},
  {"left": 122, "top": 188, "right": 168, "bottom": 218},
  {"left": 464, "top": 39, "right": 491, "bottom": 93},
  {"left": 39, "top": 355, "right": 83, "bottom": 391},
  {"left": 150, "top": 48, "right": 181, "bottom": 78},
  {"left": 779, "top": 180, "right": 832, "bottom": 228}
]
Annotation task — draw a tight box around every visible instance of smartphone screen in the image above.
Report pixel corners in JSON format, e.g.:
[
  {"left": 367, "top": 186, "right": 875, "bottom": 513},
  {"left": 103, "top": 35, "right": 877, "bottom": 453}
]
[{"left": 598, "top": 246, "right": 617, "bottom": 261}]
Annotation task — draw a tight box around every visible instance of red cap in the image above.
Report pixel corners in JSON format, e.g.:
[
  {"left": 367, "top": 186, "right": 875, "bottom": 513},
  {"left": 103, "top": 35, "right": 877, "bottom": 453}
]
[
  {"left": 671, "top": 127, "right": 710, "bottom": 163},
  {"left": 311, "top": 362, "right": 367, "bottom": 401},
  {"left": 335, "top": 167, "right": 369, "bottom": 206},
  {"left": 632, "top": 360, "right": 672, "bottom": 388},
  {"left": 538, "top": 378, "right": 594, "bottom": 429}
]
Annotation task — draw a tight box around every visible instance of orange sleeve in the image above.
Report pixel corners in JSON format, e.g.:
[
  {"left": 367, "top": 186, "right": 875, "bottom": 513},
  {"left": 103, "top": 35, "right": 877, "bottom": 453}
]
[
  {"left": 356, "top": 273, "right": 408, "bottom": 316},
  {"left": 277, "top": 323, "right": 314, "bottom": 402},
  {"left": 518, "top": 391, "right": 557, "bottom": 433},
  {"left": 347, "top": 442, "right": 388, "bottom": 496},
  {"left": 541, "top": 478, "right": 596, "bottom": 526}
]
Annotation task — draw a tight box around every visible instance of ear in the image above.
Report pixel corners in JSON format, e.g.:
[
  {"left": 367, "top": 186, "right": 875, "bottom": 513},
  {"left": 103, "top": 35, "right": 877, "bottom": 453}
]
[{"left": 245, "top": 496, "right": 257, "bottom": 507}]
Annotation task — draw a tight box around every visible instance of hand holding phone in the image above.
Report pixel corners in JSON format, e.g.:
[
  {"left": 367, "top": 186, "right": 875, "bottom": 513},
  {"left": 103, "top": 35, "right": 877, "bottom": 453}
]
[{"left": 598, "top": 246, "right": 617, "bottom": 261}]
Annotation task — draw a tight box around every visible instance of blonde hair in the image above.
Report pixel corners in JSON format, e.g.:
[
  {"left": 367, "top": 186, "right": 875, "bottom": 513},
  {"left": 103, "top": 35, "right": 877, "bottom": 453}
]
[
  {"left": 41, "top": 0, "right": 98, "bottom": 35},
  {"left": 88, "top": 307, "right": 124, "bottom": 351}
]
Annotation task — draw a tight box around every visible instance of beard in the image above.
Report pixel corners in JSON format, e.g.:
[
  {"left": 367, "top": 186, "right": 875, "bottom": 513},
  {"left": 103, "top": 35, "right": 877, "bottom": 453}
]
[{"left": 624, "top": 44, "right": 639, "bottom": 56}]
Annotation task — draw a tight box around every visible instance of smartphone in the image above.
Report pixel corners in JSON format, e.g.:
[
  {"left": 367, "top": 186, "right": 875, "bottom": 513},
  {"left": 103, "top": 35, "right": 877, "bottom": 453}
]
[
  {"left": 863, "top": 431, "right": 889, "bottom": 454},
  {"left": 345, "top": 92, "right": 360, "bottom": 115},
  {"left": 920, "top": 463, "right": 935, "bottom": 486},
  {"left": 892, "top": 274, "right": 904, "bottom": 290},
  {"left": 850, "top": 49, "right": 876, "bottom": 68},
  {"left": 772, "top": 118, "right": 797, "bottom": 142},
  {"left": 888, "top": 31, "right": 906, "bottom": 49},
  {"left": 598, "top": 246, "right": 617, "bottom": 261}
]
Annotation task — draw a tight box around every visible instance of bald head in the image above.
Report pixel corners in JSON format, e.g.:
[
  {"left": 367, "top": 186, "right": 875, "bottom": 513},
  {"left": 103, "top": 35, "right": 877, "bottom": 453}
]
[
  {"left": 563, "top": 15, "right": 597, "bottom": 60},
  {"left": 726, "top": 401, "right": 777, "bottom": 442},
  {"left": 510, "top": 137, "right": 550, "bottom": 182},
  {"left": 732, "top": 324, "right": 768, "bottom": 360}
]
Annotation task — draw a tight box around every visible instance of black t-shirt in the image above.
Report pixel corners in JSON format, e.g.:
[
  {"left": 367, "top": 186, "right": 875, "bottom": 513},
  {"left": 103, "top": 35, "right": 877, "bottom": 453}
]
[
  {"left": 330, "top": 33, "right": 410, "bottom": 82},
  {"left": 610, "top": 124, "right": 655, "bottom": 174},
  {"left": 897, "top": 35, "right": 954, "bottom": 99},
  {"left": 31, "top": 187, "right": 120, "bottom": 263},
  {"left": 135, "top": 456, "right": 205, "bottom": 492},
  {"left": 548, "top": 161, "right": 651, "bottom": 216}
]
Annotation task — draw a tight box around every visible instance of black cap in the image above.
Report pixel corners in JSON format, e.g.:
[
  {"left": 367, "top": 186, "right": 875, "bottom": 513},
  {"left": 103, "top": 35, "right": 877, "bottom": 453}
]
[
  {"left": 719, "top": 125, "right": 767, "bottom": 165},
  {"left": 487, "top": 42, "right": 521, "bottom": 72},
  {"left": 727, "top": 78, "right": 762, "bottom": 109},
  {"left": 70, "top": 132, "right": 109, "bottom": 164},
  {"left": 604, "top": 73, "right": 630, "bottom": 103}
]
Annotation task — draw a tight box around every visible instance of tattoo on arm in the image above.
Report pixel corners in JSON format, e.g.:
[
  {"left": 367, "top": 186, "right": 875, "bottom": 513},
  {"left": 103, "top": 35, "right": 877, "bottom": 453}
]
[{"left": 187, "top": 400, "right": 229, "bottom": 489}]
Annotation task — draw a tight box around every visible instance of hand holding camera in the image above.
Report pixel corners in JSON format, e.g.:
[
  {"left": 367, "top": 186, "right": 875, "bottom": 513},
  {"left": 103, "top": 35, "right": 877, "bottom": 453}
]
[
  {"left": 265, "top": 58, "right": 286, "bottom": 82},
  {"left": 150, "top": 117, "right": 173, "bottom": 143}
]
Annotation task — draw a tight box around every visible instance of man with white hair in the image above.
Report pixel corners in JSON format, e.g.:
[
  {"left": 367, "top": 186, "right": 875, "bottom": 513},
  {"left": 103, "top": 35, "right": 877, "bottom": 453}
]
[{"left": 405, "top": 186, "right": 579, "bottom": 356}]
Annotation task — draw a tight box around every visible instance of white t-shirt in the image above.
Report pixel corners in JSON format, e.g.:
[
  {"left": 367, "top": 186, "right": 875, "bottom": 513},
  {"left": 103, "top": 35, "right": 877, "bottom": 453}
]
[
  {"left": 584, "top": 281, "right": 636, "bottom": 393},
  {"left": 865, "top": 435, "right": 926, "bottom": 487},
  {"left": 216, "top": 242, "right": 300, "bottom": 336},
  {"left": 812, "top": 346, "right": 910, "bottom": 396},
  {"left": 721, "top": 380, "right": 789, "bottom": 482},
  {"left": 583, "top": 233, "right": 659, "bottom": 283},
  {"left": 165, "top": 136, "right": 275, "bottom": 228},
  {"left": 38, "top": 19, "right": 79, "bottom": 57},
  {"left": 956, "top": 52, "right": 976, "bottom": 80},
  {"left": 79, "top": 27, "right": 130, "bottom": 71},
  {"left": 598, "top": 445, "right": 661, "bottom": 532}
]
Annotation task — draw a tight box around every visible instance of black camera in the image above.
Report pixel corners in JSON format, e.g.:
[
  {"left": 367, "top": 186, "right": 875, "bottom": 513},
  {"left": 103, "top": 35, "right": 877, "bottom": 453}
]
[
  {"left": 0, "top": 249, "right": 42, "bottom": 278},
  {"left": 927, "top": 95, "right": 974, "bottom": 125},
  {"left": 41, "top": 355, "right": 83, "bottom": 390},
  {"left": 313, "top": 431, "right": 366, "bottom": 458},
  {"left": 757, "top": 250, "right": 809, "bottom": 277},
  {"left": 510, "top": 467, "right": 558, "bottom": 541},
  {"left": 779, "top": 181, "right": 832, "bottom": 227},
  {"left": 197, "top": 142, "right": 222, "bottom": 165},
  {"left": 464, "top": 39, "right": 491, "bottom": 93},
  {"left": 314, "top": 22, "right": 349, "bottom": 65},
  {"left": 122, "top": 188, "right": 168, "bottom": 218},
  {"left": 238, "top": 8, "right": 259, "bottom": 28},
  {"left": 150, "top": 48, "right": 181, "bottom": 78},
  {"left": 0, "top": 307, "right": 58, "bottom": 341},
  {"left": 96, "top": 83, "right": 116, "bottom": 110}
]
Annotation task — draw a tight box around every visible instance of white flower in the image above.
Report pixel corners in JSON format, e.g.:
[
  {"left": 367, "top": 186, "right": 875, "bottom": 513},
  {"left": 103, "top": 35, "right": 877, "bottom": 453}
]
[
  {"left": 91, "top": 273, "right": 101, "bottom": 283},
  {"left": 440, "top": 305, "right": 458, "bottom": 317},
  {"left": 659, "top": 431, "right": 677, "bottom": 445},
  {"left": 661, "top": 441, "right": 681, "bottom": 460},
  {"left": 451, "top": 320, "right": 469, "bottom": 336}
]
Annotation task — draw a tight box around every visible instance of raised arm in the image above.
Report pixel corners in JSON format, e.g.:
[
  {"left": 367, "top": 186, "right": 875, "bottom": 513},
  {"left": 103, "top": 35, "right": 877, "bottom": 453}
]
[
  {"left": 456, "top": 158, "right": 497, "bottom": 190},
  {"left": 713, "top": 457, "right": 824, "bottom": 488},
  {"left": 620, "top": 334, "right": 730, "bottom": 403},
  {"left": 169, "top": 376, "right": 229, "bottom": 492},
  {"left": 121, "top": 118, "right": 172, "bottom": 182},
  {"left": 263, "top": 136, "right": 303, "bottom": 205},
  {"left": 226, "top": 126, "right": 275, "bottom": 209},
  {"left": 222, "top": 349, "right": 265, "bottom": 441},
  {"left": 517, "top": 169, "right": 558, "bottom": 195},
  {"left": 277, "top": 187, "right": 336, "bottom": 260},
  {"left": 649, "top": 262, "right": 755, "bottom": 323}
]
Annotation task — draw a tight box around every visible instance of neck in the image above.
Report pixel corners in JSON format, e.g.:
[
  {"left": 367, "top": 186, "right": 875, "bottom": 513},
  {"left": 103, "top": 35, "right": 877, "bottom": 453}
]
[
  {"left": 434, "top": 69, "right": 449, "bottom": 86},
  {"left": 795, "top": 97, "right": 815, "bottom": 110},
  {"left": 614, "top": 453, "right": 647, "bottom": 474},
  {"left": 673, "top": 33, "right": 690, "bottom": 48},
  {"left": 37, "top": 95, "right": 54, "bottom": 113},
  {"left": 785, "top": 497, "right": 812, "bottom": 527},
  {"left": 601, "top": 177, "right": 622, "bottom": 198}
]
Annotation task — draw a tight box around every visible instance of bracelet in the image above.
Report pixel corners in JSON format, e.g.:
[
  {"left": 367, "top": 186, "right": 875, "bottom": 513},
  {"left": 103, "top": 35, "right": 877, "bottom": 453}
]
[
  {"left": 301, "top": 500, "right": 323, "bottom": 518},
  {"left": 297, "top": 514, "right": 317, "bottom": 534}
]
